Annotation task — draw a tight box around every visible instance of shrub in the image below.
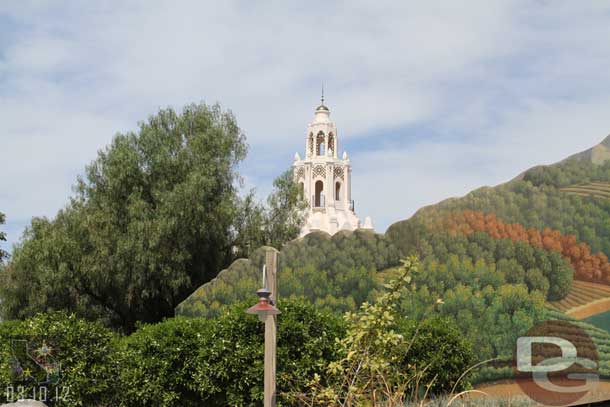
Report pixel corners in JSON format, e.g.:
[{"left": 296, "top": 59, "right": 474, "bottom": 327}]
[
  {"left": 114, "top": 298, "right": 344, "bottom": 407},
  {"left": 115, "top": 317, "right": 210, "bottom": 407},
  {"left": 0, "top": 312, "right": 117, "bottom": 407},
  {"left": 194, "top": 299, "right": 345, "bottom": 407},
  {"left": 398, "top": 316, "right": 474, "bottom": 395}
]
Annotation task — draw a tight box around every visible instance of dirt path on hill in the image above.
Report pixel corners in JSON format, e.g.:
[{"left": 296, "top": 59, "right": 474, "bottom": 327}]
[{"left": 566, "top": 297, "right": 610, "bottom": 319}]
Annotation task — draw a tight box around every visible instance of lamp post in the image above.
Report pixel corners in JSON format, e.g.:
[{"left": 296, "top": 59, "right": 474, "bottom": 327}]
[
  {"left": 246, "top": 248, "right": 280, "bottom": 407},
  {"left": 246, "top": 287, "right": 280, "bottom": 322}
]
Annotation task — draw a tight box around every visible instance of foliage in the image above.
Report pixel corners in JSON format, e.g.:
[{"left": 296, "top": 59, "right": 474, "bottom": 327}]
[
  {"left": 295, "top": 257, "right": 473, "bottom": 406},
  {"left": 116, "top": 298, "right": 345, "bottom": 407},
  {"left": 295, "top": 258, "right": 418, "bottom": 406},
  {"left": 263, "top": 169, "right": 309, "bottom": 250},
  {"left": 0, "top": 300, "right": 344, "bottom": 407},
  {"left": 1, "top": 104, "right": 311, "bottom": 333},
  {"left": 178, "top": 219, "right": 564, "bottom": 379},
  {"left": 322, "top": 257, "right": 418, "bottom": 405},
  {"left": 402, "top": 279, "right": 547, "bottom": 362},
  {"left": 281, "top": 230, "right": 400, "bottom": 275},
  {"left": 1, "top": 103, "right": 251, "bottom": 333},
  {"left": 523, "top": 158, "right": 610, "bottom": 189},
  {"left": 391, "top": 159, "right": 610, "bottom": 260},
  {"left": 280, "top": 264, "right": 376, "bottom": 314},
  {"left": 232, "top": 169, "right": 308, "bottom": 259},
  {"left": 397, "top": 228, "right": 573, "bottom": 301},
  {"left": 115, "top": 317, "right": 209, "bottom": 407},
  {"left": 175, "top": 248, "right": 266, "bottom": 318},
  {"left": 398, "top": 316, "right": 474, "bottom": 395},
  {"left": 428, "top": 210, "right": 610, "bottom": 285},
  {"left": 0, "top": 312, "right": 117, "bottom": 407},
  {"left": 177, "top": 230, "right": 400, "bottom": 318}
]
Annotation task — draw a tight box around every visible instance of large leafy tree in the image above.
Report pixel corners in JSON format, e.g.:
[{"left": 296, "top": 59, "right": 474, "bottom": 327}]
[{"left": 1, "top": 104, "right": 255, "bottom": 332}]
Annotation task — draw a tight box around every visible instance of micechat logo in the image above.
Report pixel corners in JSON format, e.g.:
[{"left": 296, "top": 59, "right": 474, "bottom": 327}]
[{"left": 514, "top": 320, "right": 599, "bottom": 405}]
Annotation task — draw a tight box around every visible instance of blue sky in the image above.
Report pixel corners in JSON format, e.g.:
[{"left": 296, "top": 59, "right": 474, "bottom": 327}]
[{"left": 2, "top": 1, "right": 610, "bottom": 253}]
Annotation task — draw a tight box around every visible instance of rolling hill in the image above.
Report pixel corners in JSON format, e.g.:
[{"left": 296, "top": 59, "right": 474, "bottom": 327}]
[{"left": 178, "top": 134, "right": 610, "bottom": 382}]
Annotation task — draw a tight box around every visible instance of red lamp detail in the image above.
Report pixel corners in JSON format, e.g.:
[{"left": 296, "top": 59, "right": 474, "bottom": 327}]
[{"left": 246, "top": 288, "right": 281, "bottom": 322}]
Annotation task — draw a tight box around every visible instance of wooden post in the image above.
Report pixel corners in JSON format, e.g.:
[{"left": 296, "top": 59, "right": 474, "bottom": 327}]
[{"left": 264, "top": 248, "right": 279, "bottom": 407}]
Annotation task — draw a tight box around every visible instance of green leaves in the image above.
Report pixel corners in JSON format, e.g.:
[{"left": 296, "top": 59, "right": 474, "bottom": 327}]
[
  {"left": 116, "top": 299, "right": 344, "bottom": 407},
  {"left": 0, "top": 300, "right": 344, "bottom": 407},
  {"left": 0, "top": 312, "right": 117, "bottom": 407},
  {"left": 263, "top": 169, "right": 308, "bottom": 249},
  {"left": 2, "top": 103, "right": 248, "bottom": 333},
  {"left": 306, "top": 257, "right": 419, "bottom": 405},
  {"left": 177, "top": 230, "right": 400, "bottom": 318}
]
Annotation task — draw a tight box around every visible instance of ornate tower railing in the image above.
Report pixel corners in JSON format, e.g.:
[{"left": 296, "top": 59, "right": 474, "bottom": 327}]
[{"left": 312, "top": 194, "right": 325, "bottom": 208}]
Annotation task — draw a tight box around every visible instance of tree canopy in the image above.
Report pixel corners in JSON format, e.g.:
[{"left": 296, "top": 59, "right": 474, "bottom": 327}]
[{"left": 1, "top": 103, "right": 304, "bottom": 332}]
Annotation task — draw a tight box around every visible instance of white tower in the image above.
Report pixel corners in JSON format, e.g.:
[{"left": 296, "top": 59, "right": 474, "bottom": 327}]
[{"left": 293, "top": 96, "right": 373, "bottom": 236}]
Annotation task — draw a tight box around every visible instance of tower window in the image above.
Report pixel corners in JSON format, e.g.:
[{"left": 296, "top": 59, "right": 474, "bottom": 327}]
[
  {"left": 314, "top": 180, "right": 324, "bottom": 207},
  {"left": 328, "top": 133, "right": 335, "bottom": 156},
  {"left": 316, "top": 133, "right": 325, "bottom": 156},
  {"left": 335, "top": 182, "right": 341, "bottom": 201}
]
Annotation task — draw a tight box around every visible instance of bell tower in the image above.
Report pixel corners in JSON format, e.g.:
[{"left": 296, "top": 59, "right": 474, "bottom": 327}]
[{"left": 293, "top": 95, "right": 373, "bottom": 236}]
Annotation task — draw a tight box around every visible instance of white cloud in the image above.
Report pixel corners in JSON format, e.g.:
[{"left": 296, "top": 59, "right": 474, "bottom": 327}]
[
  {"left": 353, "top": 95, "right": 610, "bottom": 232},
  {"left": 1, "top": 1, "right": 610, "bottom": 249}
]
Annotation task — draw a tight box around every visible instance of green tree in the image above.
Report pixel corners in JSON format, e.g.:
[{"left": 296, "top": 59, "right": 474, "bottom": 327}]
[
  {"left": 263, "top": 169, "right": 308, "bottom": 250},
  {"left": 525, "top": 267, "right": 550, "bottom": 298},
  {"left": 231, "top": 169, "right": 307, "bottom": 259},
  {"left": 2, "top": 103, "right": 249, "bottom": 332}
]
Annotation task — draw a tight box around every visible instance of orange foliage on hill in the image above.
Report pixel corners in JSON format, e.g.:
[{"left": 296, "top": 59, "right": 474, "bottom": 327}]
[{"left": 430, "top": 210, "right": 610, "bottom": 284}]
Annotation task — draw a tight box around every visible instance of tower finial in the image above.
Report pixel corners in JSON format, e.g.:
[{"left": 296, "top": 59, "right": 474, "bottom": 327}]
[{"left": 321, "top": 84, "right": 324, "bottom": 104}]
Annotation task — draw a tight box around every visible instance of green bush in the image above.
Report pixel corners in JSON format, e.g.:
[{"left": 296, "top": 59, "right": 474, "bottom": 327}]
[
  {"left": 0, "top": 312, "right": 117, "bottom": 407},
  {"left": 115, "top": 317, "right": 210, "bottom": 407},
  {"left": 399, "top": 316, "right": 474, "bottom": 395},
  {"left": 114, "top": 298, "right": 345, "bottom": 407},
  {"left": 194, "top": 299, "right": 345, "bottom": 407},
  {"left": 0, "top": 301, "right": 344, "bottom": 407}
]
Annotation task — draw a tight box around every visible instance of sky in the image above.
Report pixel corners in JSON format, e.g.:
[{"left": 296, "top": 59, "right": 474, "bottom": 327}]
[{"left": 2, "top": 1, "right": 610, "bottom": 253}]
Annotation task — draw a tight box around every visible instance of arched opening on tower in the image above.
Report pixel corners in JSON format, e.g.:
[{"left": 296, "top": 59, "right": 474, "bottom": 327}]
[
  {"left": 314, "top": 180, "right": 324, "bottom": 207},
  {"left": 335, "top": 181, "right": 341, "bottom": 201},
  {"left": 298, "top": 182, "right": 304, "bottom": 199},
  {"left": 316, "top": 132, "right": 325, "bottom": 156},
  {"left": 328, "top": 133, "right": 335, "bottom": 157}
]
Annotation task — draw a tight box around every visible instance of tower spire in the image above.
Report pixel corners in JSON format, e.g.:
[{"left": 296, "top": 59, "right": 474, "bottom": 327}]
[{"left": 321, "top": 84, "right": 324, "bottom": 104}]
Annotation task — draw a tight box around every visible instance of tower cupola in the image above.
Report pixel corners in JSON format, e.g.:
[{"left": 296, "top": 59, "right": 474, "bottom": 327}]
[{"left": 291, "top": 95, "right": 373, "bottom": 236}]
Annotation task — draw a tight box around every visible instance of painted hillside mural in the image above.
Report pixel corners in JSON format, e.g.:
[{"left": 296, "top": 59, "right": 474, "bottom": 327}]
[
  {"left": 179, "top": 135, "right": 610, "bottom": 383},
  {"left": 3, "top": 101, "right": 610, "bottom": 405}
]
